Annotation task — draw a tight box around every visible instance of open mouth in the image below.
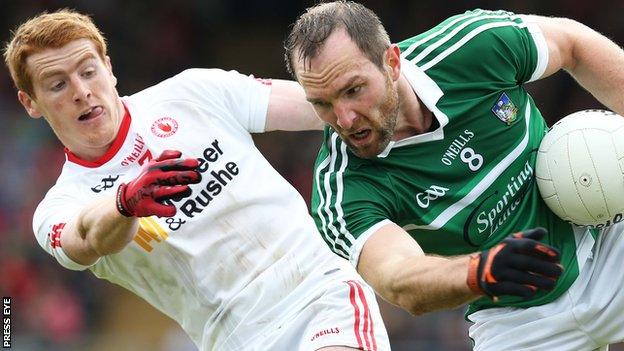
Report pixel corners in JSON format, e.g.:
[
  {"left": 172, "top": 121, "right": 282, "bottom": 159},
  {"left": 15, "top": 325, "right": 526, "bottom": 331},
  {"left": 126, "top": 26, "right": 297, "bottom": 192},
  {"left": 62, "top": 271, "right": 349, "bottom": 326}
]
[
  {"left": 351, "top": 129, "right": 371, "bottom": 142},
  {"left": 78, "top": 106, "right": 103, "bottom": 121}
]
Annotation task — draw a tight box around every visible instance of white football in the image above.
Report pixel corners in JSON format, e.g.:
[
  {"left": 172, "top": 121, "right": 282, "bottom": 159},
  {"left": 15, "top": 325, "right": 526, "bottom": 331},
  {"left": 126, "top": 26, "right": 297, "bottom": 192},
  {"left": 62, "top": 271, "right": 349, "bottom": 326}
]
[{"left": 536, "top": 109, "right": 624, "bottom": 227}]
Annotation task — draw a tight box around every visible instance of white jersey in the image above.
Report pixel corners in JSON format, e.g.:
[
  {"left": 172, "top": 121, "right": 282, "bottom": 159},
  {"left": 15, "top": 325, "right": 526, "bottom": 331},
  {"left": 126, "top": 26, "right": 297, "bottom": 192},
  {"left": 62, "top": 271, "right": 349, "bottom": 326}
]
[{"left": 32, "top": 69, "right": 389, "bottom": 350}]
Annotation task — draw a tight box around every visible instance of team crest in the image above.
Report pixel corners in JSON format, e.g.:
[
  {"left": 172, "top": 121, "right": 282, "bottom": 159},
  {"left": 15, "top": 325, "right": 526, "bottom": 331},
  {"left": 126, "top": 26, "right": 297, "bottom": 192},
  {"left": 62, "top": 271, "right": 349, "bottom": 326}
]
[
  {"left": 151, "top": 117, "right": 179, "bottom": 138},
  {"left": 491, "top": 92, "right": 518, "bottom": 125}
]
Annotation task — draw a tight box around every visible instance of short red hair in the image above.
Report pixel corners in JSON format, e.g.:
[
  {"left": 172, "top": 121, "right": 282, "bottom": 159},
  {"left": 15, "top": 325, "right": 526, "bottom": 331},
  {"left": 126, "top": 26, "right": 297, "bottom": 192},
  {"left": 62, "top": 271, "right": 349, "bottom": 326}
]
[{"left": 3, "top": 9, "right": 108, "bottom": 96}]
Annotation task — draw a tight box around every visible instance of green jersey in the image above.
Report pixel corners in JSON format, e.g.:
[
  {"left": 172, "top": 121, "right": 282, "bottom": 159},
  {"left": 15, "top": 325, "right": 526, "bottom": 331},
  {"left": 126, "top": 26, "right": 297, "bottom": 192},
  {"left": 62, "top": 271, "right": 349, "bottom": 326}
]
[{"left": 311, "top": 10, "right": 585, "bottom": 313}]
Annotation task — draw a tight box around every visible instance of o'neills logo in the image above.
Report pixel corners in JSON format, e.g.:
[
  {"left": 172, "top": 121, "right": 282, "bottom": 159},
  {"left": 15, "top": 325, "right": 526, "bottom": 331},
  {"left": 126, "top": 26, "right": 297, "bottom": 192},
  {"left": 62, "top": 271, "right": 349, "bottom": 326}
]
[
  {"left": 151, "top": 117, "right": 178, "bottom": 138},
  {"left": 121, "top": 134, "right": 151, "bottom": 166},
  {"left": 310, "top": 327, "right": 340, "bottom": 341}
]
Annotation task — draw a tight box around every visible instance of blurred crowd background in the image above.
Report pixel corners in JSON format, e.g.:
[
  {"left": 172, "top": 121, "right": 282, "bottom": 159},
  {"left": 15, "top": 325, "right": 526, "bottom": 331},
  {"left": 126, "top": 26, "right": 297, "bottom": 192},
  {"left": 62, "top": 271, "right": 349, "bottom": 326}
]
[{"left": 1, "top": 0, "right": 624, "bottom": 350}]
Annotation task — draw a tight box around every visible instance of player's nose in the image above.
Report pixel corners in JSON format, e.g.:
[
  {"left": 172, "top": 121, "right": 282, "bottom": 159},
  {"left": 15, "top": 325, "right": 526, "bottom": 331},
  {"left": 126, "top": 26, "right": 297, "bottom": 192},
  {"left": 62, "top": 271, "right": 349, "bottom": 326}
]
[
  {"left": 334, "top": 103, "right": 357, "bottom": 130},
  {"left": 71, "top": 76, "right": 92, "bottom": 102}
]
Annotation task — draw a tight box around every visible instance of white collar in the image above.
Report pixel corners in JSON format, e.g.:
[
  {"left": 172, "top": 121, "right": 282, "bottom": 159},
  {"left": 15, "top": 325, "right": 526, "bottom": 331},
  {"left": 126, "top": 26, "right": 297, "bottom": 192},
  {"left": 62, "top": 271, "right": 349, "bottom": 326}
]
[{"left": 377, "top": 58, "right": 449, "bottom": 158}]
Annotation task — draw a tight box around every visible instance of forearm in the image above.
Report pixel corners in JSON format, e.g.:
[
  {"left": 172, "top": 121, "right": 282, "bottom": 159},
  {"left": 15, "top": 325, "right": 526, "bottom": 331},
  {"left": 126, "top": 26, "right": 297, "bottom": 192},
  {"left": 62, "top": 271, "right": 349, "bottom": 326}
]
[
  {"left": 357, "top": 223, "right": 562, "bottom": 315},
  {"left": 373, "top": 255, "right": 479, "bottom": 315},
  {"left": 62, "top": 196, "right": 138, "bottom": 265},
  {"left": 80, "top": 196, "right": 138, "bottom": 254},
  {"left": 57, "top": 150, "right": 199, "bottom": 266},
  {"left": 357, "top": 223, "right": 481, "bottom": 315}
]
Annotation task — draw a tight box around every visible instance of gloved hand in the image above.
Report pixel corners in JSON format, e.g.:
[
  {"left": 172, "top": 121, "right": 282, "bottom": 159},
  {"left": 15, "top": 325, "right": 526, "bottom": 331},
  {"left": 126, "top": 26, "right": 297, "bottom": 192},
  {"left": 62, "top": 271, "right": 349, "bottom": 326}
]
[
  {"left": 467, "top": 227, "right": 563, "bottom": 302},
  {"left": 116, "top": 150, "right": 201, "bottom": 217}
]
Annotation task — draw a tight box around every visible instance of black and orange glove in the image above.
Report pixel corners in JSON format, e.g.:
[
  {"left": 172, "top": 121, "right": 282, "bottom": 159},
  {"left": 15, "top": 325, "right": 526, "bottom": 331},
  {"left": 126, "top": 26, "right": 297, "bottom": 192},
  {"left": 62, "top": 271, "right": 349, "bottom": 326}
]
[
  {"left": 116, "top": 150, "right": 201, "bottom": 217},
  {"left": 466, "top": 227, "right": 563, "bottom": 302}
]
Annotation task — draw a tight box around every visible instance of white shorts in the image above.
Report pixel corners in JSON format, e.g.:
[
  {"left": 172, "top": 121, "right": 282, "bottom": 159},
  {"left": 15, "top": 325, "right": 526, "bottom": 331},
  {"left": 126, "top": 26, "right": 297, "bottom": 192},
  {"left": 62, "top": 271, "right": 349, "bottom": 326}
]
[
  {"left": 212, "top": 261, "right": 390, "bottom": 351},
  {"left": 468, "top": 223, "right": 624, "bottom": 351}
]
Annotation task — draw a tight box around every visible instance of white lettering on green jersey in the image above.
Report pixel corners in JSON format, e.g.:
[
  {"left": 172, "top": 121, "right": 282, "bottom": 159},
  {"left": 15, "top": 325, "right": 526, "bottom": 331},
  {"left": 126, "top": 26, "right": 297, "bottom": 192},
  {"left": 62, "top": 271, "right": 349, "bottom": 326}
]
[{"left": 311, "top": 10, "right": 581, "bottom": 313}]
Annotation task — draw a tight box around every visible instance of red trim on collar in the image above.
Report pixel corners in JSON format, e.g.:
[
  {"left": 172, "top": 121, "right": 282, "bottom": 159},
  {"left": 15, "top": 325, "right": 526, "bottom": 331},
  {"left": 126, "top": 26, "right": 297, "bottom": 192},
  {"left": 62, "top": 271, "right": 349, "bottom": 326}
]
[{"left": 65, "top": 103, "right": 132, "bottom": 168}]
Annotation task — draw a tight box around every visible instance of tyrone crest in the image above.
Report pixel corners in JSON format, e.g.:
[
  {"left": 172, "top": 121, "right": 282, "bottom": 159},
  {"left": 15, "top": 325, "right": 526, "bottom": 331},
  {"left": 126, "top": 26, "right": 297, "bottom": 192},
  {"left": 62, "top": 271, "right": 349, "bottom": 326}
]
[{"left": 151, "top": 117, "right": 179, "bottom": 138}]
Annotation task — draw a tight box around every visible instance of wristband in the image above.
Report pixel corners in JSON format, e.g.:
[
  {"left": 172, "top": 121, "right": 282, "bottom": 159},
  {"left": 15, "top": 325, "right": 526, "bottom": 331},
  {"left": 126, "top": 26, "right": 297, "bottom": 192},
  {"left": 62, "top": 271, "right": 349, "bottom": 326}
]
[
  {"left": 115, "top": 184, "right": 133, "bottom": 217},
  {"left": 466, "top": 253, "right": 483, "bottom": 295}
]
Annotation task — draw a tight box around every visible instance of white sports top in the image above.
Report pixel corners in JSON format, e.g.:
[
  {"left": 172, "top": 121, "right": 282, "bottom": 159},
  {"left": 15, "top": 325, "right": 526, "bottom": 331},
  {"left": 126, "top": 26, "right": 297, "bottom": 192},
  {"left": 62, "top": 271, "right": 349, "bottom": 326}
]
[{"left": 33, "top": 69, "right": 347, "bottom": 349}]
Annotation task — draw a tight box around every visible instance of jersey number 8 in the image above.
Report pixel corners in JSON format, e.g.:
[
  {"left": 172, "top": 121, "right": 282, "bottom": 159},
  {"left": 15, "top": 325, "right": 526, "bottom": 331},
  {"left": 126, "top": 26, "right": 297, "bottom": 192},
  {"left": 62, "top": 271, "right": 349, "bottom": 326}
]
[{"left": 460, "top": 147, "right": 484, "bottom": 171}]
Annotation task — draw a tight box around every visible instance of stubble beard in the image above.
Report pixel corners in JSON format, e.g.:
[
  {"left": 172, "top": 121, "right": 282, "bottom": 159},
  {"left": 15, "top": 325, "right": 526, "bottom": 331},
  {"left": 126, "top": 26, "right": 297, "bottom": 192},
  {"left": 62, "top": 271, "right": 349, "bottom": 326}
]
[{"left": 348, "top": 74, "right": 399, "bottom": 159}]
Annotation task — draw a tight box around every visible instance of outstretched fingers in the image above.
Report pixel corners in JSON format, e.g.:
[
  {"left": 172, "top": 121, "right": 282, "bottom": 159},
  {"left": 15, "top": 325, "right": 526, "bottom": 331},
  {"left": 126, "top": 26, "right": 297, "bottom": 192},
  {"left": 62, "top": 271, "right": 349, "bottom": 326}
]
[
  {"left": 152, "top": 185, "right": 193, "bottom": 202},
  {"left": 155, "top": 158, "right": 200, "bottom": 172},
  {"left": 154, "top": 150, "right": 183, "bottom": 161}
]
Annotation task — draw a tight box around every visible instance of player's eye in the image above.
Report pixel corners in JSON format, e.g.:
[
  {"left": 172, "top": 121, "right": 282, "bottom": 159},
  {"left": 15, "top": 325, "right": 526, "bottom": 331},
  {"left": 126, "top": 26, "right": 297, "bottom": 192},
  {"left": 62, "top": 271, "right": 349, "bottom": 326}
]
[
  {"left": 82, "top": 69, "right": 95, "bottom": 78},
  {"left": 345, "top": 85, "right": 361, "bottom": 96},
  {"left": 50, "top": 80, "right": 65, "bottom": 91},
  {"left": 311, "top": 101, "right": 331, "bottom": 109}
]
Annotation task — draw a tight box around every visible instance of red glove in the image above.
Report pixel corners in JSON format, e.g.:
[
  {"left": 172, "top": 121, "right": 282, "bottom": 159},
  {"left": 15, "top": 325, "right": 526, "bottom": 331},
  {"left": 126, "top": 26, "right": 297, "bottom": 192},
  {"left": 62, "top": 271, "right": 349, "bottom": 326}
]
[
  {"left": 467, "top": 228, "right": 563, "bottom": 302},
  {"left": 116, "top": 150, "right": 201, "bottom": 217}
]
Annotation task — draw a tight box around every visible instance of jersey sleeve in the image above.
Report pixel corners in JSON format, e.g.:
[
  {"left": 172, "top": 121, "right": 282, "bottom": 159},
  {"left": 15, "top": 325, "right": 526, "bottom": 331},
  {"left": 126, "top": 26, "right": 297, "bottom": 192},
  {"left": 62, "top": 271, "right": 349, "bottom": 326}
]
[
  {"left": 32, "top": 190, "right": 99, "bottom": 271},
  {"left": 400, "top": 9, "right": 549, "bottom": 86},
  {"left": 311, "top": 129, "right": 397, "bottom": 267},
  {"left": 171, "top": 68, "right": 272, "bottom": 133},
  {"left": 518, "top": 15, "right": 549, "bottom": 82}
]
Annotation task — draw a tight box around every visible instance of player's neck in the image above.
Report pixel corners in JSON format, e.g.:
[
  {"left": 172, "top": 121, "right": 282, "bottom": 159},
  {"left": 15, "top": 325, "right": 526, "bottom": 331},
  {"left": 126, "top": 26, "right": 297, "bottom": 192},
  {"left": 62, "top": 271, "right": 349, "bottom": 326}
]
[{"left": 393, "top": 75, "right": 433, "bottom": 140}]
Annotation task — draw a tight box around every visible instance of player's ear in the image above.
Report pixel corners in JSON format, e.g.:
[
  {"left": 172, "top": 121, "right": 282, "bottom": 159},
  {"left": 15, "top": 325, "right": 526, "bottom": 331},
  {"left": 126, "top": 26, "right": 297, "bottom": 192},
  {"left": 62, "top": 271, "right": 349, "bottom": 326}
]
[
  {"left": 17, "top": 91, "right": 43, "bottom": 119},
  {"left": 385, "top": 44, "right": 401, "bottom": 81},
  {"left": 105, "top": 55, "right": 118, "bottom": 86}
]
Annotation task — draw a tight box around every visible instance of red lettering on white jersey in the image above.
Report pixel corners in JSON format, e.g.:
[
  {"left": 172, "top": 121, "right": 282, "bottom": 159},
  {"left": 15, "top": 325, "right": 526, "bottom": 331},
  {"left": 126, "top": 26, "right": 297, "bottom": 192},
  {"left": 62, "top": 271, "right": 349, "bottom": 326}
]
[
  {"left": 121, "top": 134, "right": 147, "bottom": 166},
  {"left": 138, "top": 150, "right": 153, "bottom": 166}
]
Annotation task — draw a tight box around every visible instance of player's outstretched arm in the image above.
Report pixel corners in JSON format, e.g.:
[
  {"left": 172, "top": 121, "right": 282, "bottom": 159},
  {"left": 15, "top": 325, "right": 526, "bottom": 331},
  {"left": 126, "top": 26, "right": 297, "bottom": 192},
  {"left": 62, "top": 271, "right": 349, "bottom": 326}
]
[
  {"left": 527, "top": 15, "right": 624, "bottom": 114},
  {"left": 60, "top": 150, "right": 201, "bottom": 266},
  {"left": 357, "top": 223, "right": 477, "bottom": 315},
  {"left": 264, "top": 79, "right": 324, "bottom": 132},
  {"left": 357, "top": 223, "right": 562, "bottom": 315}
]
